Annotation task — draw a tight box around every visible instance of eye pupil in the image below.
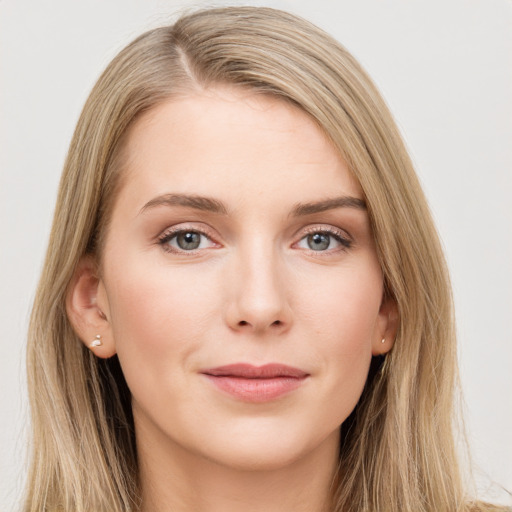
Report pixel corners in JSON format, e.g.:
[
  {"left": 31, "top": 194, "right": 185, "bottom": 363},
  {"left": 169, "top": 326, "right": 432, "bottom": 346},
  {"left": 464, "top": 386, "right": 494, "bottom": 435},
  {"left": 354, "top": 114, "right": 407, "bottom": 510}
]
[
  {"left": 177, "top": 231, "right": 201, "bottom": 250},
  {"left": 308, "top": 233, "right": 330, "bottom": 251}
]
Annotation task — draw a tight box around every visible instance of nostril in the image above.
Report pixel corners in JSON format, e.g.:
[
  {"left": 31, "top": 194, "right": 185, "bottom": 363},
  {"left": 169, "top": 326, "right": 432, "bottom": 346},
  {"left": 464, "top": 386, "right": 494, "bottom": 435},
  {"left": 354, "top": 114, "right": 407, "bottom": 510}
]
[{"left": 237, "top": 320, "right": 283, "bottom": 328}]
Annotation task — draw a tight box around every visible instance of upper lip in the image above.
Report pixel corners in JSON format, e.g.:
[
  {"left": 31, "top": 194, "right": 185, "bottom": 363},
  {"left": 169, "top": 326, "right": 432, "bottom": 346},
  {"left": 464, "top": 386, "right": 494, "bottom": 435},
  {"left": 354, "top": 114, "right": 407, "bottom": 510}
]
[{"left": 201, "top": 363, "right": 309, "bottom": 379}]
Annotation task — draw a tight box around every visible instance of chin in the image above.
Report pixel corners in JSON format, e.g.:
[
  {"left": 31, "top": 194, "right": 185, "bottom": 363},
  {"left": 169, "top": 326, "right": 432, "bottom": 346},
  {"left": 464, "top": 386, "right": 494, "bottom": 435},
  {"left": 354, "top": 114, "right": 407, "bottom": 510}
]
[{"left": 191, "top": 423, "right": 340, "bottom": 473}]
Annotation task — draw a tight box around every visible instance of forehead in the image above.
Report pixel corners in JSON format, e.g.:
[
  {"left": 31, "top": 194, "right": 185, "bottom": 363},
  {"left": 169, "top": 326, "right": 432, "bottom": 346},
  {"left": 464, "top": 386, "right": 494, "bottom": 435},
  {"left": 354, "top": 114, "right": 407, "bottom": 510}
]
[{"left": 116, "top": 88, "right": 363, "bottom": 215}]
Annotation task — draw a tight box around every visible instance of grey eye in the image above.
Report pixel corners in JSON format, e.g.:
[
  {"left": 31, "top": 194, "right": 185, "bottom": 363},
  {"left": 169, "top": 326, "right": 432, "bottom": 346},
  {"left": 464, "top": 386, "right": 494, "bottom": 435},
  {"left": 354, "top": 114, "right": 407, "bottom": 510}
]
[
  {"left": 307, "top": 233, "right": 331, "bottom": 251},
  {"left": 175, "top": 231, "right": 202, "bottom": 250},
  {"left": 296, "top": 230, "right": 349, "bottom": 252},
  {"left": 160, "top": 228, "right": 217, "bottom": 254}
]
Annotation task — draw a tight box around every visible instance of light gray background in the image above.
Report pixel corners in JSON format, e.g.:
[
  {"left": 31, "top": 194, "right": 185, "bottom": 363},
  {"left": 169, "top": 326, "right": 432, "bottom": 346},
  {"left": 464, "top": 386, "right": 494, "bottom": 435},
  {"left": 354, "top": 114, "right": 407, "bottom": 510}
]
[{"left": 1, "top": 0, "right": 511, "bottom": 510}]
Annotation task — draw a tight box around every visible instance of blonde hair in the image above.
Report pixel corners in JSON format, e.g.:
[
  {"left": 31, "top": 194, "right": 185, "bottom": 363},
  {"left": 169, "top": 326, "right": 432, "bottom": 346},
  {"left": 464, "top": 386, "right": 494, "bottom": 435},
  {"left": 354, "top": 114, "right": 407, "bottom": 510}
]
[{"left": 25, "top": 6, "right": 502, "bottom": 512}]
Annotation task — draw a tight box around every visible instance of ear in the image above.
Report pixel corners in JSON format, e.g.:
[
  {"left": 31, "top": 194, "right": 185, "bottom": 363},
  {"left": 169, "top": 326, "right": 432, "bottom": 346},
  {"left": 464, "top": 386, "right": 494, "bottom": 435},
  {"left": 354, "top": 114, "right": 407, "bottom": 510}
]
[
  {"left": 372, "top": 294, "right": 399, "bottom": 356},
  {"left": 66, "top": 255, "right": 116, "bottom": 358}
]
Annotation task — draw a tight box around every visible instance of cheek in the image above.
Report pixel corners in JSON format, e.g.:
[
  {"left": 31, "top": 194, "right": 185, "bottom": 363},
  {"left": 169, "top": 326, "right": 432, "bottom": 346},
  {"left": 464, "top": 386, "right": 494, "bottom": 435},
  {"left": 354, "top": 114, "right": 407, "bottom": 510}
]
[
  {"left": 299, "top": 260, "right": 383, "bottom": 347},
  {"left": 298, "top": 261, "right": 382, "bottom": 408},
  {"left": 103, "top": 254, "right": 219, "bottom": 388}
]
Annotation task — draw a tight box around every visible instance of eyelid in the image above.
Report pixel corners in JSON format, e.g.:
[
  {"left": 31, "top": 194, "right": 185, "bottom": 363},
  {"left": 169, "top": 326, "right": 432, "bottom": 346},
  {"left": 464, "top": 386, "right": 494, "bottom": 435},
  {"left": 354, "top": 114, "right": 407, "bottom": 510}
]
[
  {"left": 156, "top": 222, "right": 352, "bottom": 255},
  {"left": 157, "top": 223, "right": 221, "bottom": 253},
  {"left": 293, "top": 225, "right": 353, "bottom": 252}
]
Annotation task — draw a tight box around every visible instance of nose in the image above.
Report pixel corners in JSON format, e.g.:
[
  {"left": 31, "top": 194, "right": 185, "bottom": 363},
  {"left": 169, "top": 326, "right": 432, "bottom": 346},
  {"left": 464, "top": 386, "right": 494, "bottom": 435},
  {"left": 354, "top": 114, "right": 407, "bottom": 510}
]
[{"left": 224, "top": 245, "right": 292, "bottom": 335}]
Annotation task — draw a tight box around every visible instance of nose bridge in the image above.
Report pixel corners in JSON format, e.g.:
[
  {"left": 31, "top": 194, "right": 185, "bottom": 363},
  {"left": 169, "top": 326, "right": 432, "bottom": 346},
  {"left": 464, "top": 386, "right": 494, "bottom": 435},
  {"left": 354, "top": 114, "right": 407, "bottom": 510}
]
[{"left": 226, "top": 234, "right": 290, "bottom": 333}]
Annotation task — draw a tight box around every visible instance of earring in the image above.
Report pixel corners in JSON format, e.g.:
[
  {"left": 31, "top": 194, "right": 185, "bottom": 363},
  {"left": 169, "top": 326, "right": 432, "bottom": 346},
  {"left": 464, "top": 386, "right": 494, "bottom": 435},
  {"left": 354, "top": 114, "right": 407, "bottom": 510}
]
[
  {"left": 90, "top": 334, "right": 102, "bottom": 348},
  {"left": 381, "top": 338, "right": 386, "bottom": 344}
]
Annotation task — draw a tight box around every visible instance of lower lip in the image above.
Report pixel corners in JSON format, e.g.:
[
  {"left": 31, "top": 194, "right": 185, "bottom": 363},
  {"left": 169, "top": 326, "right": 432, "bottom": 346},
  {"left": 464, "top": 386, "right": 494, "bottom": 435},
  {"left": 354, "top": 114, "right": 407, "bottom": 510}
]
[{"left": 203, "top": 375, "right": 307, "bottom": 403}]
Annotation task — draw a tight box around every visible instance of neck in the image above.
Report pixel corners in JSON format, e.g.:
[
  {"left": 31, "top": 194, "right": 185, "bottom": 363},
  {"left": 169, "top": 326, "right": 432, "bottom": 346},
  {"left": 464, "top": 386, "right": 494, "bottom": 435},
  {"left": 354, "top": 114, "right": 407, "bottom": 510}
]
[{"left": 137, "top": 419, "right": 339, "bottom": 512}]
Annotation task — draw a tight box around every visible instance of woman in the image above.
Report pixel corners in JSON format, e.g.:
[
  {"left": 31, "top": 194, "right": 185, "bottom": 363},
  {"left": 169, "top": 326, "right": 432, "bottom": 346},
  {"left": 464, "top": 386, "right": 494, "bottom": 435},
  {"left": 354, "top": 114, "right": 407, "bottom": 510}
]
[{"left": 24, "top": 6, "right": 507, "bottom": 512}]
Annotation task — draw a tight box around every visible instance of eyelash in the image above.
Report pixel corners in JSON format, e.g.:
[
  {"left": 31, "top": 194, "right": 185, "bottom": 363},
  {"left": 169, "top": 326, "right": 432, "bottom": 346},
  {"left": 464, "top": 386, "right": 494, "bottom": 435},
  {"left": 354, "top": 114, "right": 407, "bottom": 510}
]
[
  {"left": 158, "top": 225, "right": 218, "bottom": 254},
  {"left": 157, "top": 225, "right": 352, "bottom": 254},
  {"left": 296, "top": 226, "right": 352, "bottom": 253}
]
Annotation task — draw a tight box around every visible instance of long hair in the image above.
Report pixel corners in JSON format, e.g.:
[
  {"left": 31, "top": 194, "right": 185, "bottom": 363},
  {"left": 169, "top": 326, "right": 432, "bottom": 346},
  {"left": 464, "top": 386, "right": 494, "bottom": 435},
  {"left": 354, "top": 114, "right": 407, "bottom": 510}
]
[{"left": 25, "top": 7, "right": 501, "bottom": 511}]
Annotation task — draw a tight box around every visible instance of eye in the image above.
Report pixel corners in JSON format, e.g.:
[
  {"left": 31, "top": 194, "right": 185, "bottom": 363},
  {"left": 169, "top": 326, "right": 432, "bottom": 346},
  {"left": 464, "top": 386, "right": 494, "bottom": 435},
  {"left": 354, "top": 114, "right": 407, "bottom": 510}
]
[
  {"left": 159, "top": 228, "right": 217, "bottom": 253},
  {"left": 296, "top": 229, "right": 351, "bottom": 252}
]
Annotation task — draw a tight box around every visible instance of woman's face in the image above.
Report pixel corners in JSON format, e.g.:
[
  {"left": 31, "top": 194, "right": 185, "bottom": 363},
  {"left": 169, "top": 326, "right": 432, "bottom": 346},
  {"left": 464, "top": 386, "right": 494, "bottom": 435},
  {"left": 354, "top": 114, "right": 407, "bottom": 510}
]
[{"left": 96, "top": 88, "right": 395, "bottom": 471}]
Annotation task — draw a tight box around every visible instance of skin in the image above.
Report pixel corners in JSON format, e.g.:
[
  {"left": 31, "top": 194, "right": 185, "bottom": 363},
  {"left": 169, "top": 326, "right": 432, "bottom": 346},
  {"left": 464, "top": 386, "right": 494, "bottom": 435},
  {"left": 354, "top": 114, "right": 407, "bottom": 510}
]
[{"left": 68, "top": 88, "right": 397, "bottom": 512}]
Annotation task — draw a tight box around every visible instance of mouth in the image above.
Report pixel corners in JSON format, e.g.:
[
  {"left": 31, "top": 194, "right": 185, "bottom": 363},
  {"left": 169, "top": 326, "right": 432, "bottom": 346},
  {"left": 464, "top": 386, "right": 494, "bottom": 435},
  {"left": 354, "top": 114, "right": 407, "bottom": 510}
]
[{"left": 200, "top": 363, "right": 309, "bottom": 403}]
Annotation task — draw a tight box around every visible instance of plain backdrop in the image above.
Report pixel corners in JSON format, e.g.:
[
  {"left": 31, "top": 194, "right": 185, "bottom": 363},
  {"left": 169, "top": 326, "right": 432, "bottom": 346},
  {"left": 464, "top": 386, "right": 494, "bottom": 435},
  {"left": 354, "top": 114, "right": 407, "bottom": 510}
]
[{"left": 1, "top": 0, "right": 511, "bottom": 509}]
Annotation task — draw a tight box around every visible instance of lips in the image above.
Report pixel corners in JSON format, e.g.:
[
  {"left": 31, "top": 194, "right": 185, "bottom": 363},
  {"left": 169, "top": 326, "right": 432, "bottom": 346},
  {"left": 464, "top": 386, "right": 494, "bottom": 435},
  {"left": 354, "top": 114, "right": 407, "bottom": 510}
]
[{"left": 201, "top": 363, "right": 309, "bottom": 402}]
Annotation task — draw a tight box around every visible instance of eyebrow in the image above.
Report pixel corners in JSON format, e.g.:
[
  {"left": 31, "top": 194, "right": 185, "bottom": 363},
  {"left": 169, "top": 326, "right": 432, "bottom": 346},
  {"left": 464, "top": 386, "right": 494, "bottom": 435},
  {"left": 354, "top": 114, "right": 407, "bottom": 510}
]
[
  {"left": 140, "top": 194, "right": 228, "bottom": 215},
  {"left": 290, "top": 196, "right": 366, "bottom": 216},
  {"left": 139, "top": 193, "right": 366, "bottom": 217}
]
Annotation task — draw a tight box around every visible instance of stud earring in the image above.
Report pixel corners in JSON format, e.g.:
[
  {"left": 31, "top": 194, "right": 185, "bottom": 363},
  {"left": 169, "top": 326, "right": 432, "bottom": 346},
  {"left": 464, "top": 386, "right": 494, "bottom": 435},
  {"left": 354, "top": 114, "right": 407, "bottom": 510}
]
[
  {"left": 90, "top": 334, "right": 102, "bottom": 348},
  {"left": 381, "top": 338, "right": 386, "bottom": 344}
]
